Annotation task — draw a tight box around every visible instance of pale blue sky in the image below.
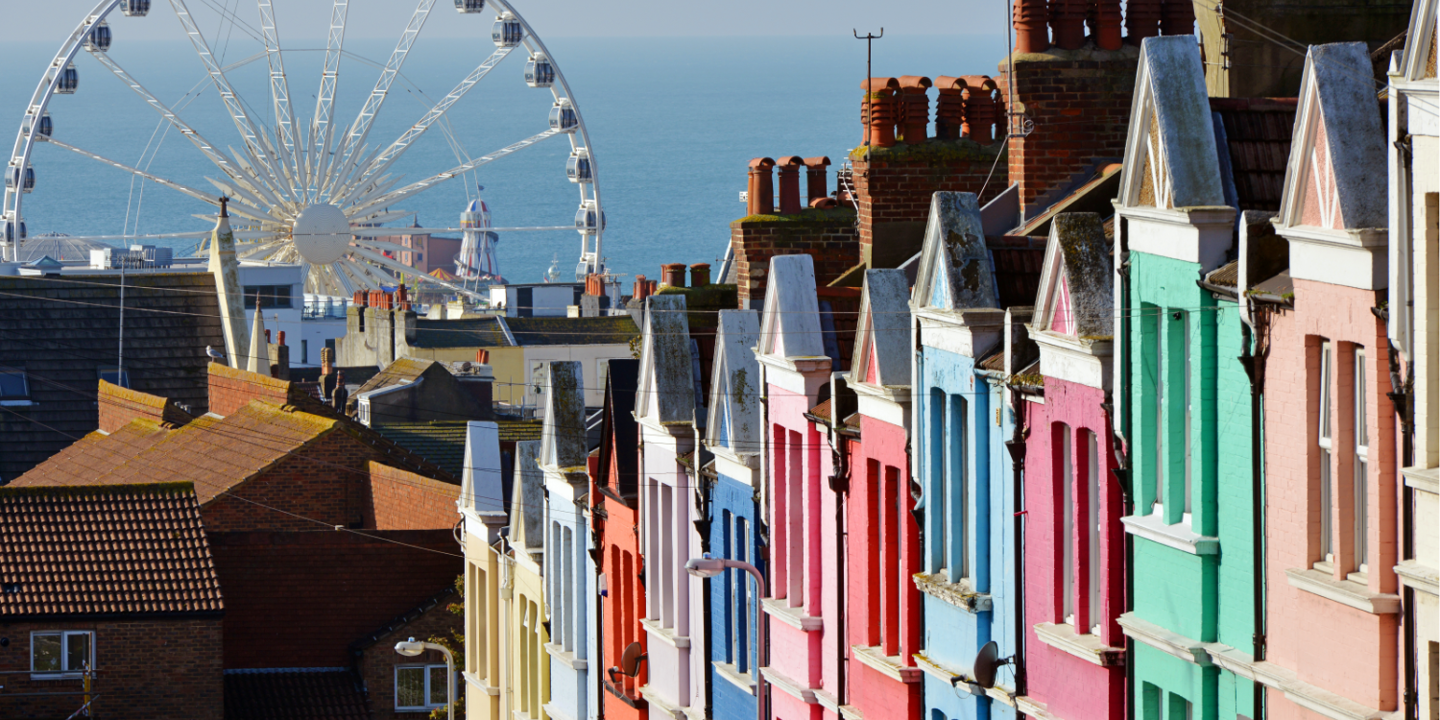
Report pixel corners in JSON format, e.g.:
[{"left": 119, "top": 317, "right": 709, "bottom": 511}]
[{"left": 16, "top": 1, "right": 1006, "bottom": 40}]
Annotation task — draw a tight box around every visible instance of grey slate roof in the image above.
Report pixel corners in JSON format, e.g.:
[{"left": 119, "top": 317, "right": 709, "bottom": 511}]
[
  {"left": 410, "top": 316, "right": 511, "bottom": 348},
  {"left": 913, "top": 192, "right": 1001, "bottom": 311},
  {"left": 0, "top": 272, "right": 224, "bottom": 481},
  {"left": 375, "top": 422, "right": 469, "bottom": 478},
  {"left": 638, "top": 294, "right": 696, "bottom": 425},
  {"left": 507, "top": 315, "right": 640, "bottom": 347},
  {"left": 852, "top": 269, "right": 912, "bottom": 387}
]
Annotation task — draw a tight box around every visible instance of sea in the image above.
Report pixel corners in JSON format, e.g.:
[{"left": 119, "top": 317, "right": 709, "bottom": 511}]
[{"left": 0, "top": 31, "right": 1005, "bottom": 287}]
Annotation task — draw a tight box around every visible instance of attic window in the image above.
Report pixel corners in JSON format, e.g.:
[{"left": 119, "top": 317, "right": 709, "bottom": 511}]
[
  {"left": 98, "top": 367, "right": 130, "bottom": 389},
  {"left": 243, "top": 285, "right": 293, "bottom": 309},
  {"left": 0, "top": 370, "right": 31, "bottom": 404}
]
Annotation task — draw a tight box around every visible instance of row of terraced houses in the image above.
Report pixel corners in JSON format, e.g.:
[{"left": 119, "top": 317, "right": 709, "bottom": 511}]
[{"left": 455, "top": 3, "right": 1439, "bottom": 720}]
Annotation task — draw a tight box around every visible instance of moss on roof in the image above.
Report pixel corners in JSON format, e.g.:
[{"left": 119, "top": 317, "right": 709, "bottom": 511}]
[
  {"left": 849, "top": 137, "right": 1005, "bottom": 164},
  {"left": 506, "top": 315, "right": 639, "bottom": 347},
  {"left": 731, "top": 207, "right": 857, "bottom": 227},
  {"left": 410, "top": 316, "right": 511, "bottom": 349}
]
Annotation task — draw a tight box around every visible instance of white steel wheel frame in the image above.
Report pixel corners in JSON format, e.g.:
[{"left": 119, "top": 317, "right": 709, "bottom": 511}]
[{"left": 2, "top": 0, "right": 605, "bottom": 300}]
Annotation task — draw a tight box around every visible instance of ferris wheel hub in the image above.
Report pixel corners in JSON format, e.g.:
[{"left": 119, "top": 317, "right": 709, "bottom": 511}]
[{"left": 291, "top": 203, "right": 350, "bottom": 265}]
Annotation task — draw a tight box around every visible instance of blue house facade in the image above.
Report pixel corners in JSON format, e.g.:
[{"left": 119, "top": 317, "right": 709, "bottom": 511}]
[
  {"left": 704, "top": 310, "right": 765, "bottom": 720},
  {"left": 540, "top": 360, "right": 593, "bottom": 720},
  {"left": 910, "top": 193, "right": 1022, "bottom": 720}
]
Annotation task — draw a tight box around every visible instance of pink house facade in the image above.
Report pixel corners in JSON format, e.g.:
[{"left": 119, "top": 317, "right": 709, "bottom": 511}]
[
  {"left": 843, "top": 269, "right": 924, "bottom": 719},
  {"left": 1258, "top": 43, "right": 1403, "bottom": 719},
  {"left": 1018, "top": 214, "right": 1127, "bottom": 720},
  {"left": 756, "top": 254, "right": 843, "bottom": 719}
]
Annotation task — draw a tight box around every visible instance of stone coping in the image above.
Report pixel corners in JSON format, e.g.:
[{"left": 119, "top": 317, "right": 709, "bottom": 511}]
[{"left": 1284, "top": 567, "right": 1401, "bottom": 614}]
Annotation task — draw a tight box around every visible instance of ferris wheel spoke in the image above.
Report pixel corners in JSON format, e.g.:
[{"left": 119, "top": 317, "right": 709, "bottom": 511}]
[
  {"left": 340, "top": 255, "right": 393, "bottom": 289},
  {"left": 40, "top": 136, "right": 276, "bottom": 225},
  {"left": 335, "top": 0, "right": 437, "bottom": 176},
  {"left": 203, "top": 177, "right": 285, "bottom": 222},
  {"left": 351, "top": 242, "right": 484, "bottom": 299},
  {"left": 257, "top": 0, "right": 301, "bottom": 180},
  {"left": 87, "top": 49, "right": 256, "bottom": 190},
  {"left": 326, "top": 143, "right": 382, "bottom": 204},
  {"left": 335, "top": 259, "right": 377, "bottom": 291},
  {"left": 344, "top": 128, "right": 560, "bottom": 216},
  {"left": 341, "top": 175, "right": 403, "bottom": 216},
  {"left": 354, "top": 45, "right": 517, "bottom": 189},
  {"left": 167, "top": 0, "right": 282, "bottom": 188},
  {"left": 237, "top": 238, "right": 289, "bottom": 259},
  {"left": 312, "top": 0, "right": 349, "bottom": 194}
]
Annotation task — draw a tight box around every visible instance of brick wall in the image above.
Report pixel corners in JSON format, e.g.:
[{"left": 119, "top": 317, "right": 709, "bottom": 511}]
[
  {"left": 368, "top": 461, "right": 461, "bottom": 530},
  {"left": 0, "top": 617, "right": 223, "bottom": 720},
  {"left": 999, "top": 49, "right": 1138, "bottom": 218},
  {"left": 853, "top": 142, "right": 1007, "bottom": 268},
  {"left": 202, "top": 427, "right": 372, "bottom": 532},
  {"left": 356, "top": 595, "right": 462, "bottom": 720},
  {"left": 729, "top": 211, "right": 858, "bottom": 309},
  {"left": 97, "top": 380, "right": 192, "bottom": 433},
  {"left": 209, "top": 530, "right": 461, "bottom": 670},
  {"left": 207, "top": 362, "right": 310, "bottom": 417}
]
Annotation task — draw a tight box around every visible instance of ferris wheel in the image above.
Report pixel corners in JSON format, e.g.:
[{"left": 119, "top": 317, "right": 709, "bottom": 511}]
[{"left": 3, "top": 0, "right": 605, "bottom": 298}]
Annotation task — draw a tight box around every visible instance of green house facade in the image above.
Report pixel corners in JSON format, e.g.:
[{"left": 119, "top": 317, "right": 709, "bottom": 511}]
[{"left": 1113, "top": 37, "right": 1261, "bottom": 720}]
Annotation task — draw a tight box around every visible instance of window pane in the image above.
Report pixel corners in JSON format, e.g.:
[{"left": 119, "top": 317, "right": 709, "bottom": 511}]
[
  {"left": 1355, "top": 350, "right": 1367, "bottom": 447},
  {"left": 428, "top": 665, "right": 449, "bottom": 706},
  {"left": 396, "top": 667, "right": 425, "bottom": 708},
  {"left": 0, "top": 372, "right": 28, "bottom": 398},
  {"left": 65, "top": 632, "right": 90, "bottom": 672},
  {"left": 1319, "top": 342, "right": 1332, "bottom": 440},
  {"left": 32, "top": 633, "right": 61, "bottom": 672}
]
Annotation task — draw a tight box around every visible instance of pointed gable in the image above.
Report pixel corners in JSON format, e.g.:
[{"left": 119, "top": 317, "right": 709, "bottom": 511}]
[
  {"left": 1277, "top": 42, "right": 1388, "bottom": 234},
  {"left": 462, "top": 421, "right": 505, "bottom": 515},
  {"left": 1399, "top": 0, "right": 1438, "bottom": 82},
  {"left": 706, "top": 310, "right": 761, "bottom": 452},
  {"left": 912, "top": 192, "right": 1000, "bottom": 311},
  {"left": 540, "top": 360, "right": 586, "bottom": 473},
  {"left": 597, "top": 359, "right": 640, "bottom": 500},
  {"left": 850, "top": 269, "right": 912, "bottom": 387},
  {"left": 1032, "top": 213, "right": 1114, "bottom": 341},
  {"left": 1118, "top": 36, "right": 1225, "bottom": 211},
  {"left": 636, "top": 294, "right": 695, "bottom": 425},
  {"left": 757, "top": 255, "right": 825, "bottom": 359},
  {"left": 509, "top": 440, "right": 544, "bottom": 551}
]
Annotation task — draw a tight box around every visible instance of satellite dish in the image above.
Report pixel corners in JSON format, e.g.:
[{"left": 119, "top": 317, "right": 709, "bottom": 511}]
[
  {"left": 619, "top": 642, "right": 647, "bottom": 677},
  {"left": 973, "top": 640, "right": 1006, "bottom": 689}
]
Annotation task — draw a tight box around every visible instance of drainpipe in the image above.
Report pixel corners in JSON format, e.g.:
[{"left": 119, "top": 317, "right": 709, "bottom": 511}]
[
  {"left": 1115, "top": 232, "right": 1136, "bottom": 720},
  {"left": 1377, "top": 305, "right": 1417, "bottom": 720},
  {"left": 1238, "top": 299, "right": 1265, "bottom": 720},
  {"left": 828, "top": 409, "right": 850, "bottom": 710},
  {"left": 757, "top": 371, "right": 772, "bottom": 720},
  {"left": 1005, "top": 386, "right": 1027, "bottom": 700}
]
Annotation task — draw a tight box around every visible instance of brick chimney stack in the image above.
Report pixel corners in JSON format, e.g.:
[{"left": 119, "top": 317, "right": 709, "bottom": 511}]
[
  {"left": 746, "top": 157, "right": 776, "bottom": 216},
  {"left": 776, "top": 156, "right": 804, "bottom": 214},
  {"left": 804, "top": 157, "right": 831, "bottom": 206}
]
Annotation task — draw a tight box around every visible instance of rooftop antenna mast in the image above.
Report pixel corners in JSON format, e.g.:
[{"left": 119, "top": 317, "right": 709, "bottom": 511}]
[{"left": 854, "top": 28, "right": 884, "bottom": 146}]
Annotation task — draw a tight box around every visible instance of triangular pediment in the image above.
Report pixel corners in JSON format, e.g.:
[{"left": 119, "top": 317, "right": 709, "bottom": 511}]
[
  {"left": 1276, "top": 42, "right": 1388, "bottom": 234},
  {"left": 509, "top": 441, "right": 544, "bottom": 551},
  {"left": 757, "top": 255, "right": 824, "bottom": 360},
  {"left": 1400, "top": 0, "right": 1438, "bottom": 81},
  {"left": 540, "top": 361, "right": 586, "bottom": 472},
  {"left": 1119, "top": 36, "right": 1225, "bottom": 211},
  {"left": 848, "top": 268, "right": 912, "bottom": 387},
  {"left": 1030, "top": 213, "right": 1113, "bottom": 341},
  {"left": 636, "top": 293, "right": 695, "bottom": 425},
  {"left": 462, "top": 421, "right": 504, "bottom": 514},
  {"left": 705, "top": 309, "right": 761, "bottom": 451},
  {"left": 912, "top": 192, "right": 999, "bottom": 311}
]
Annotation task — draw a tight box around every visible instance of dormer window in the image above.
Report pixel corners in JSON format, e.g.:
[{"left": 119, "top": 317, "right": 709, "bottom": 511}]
[
  {"left": 0, "top": 370, "right": 31, "bottom": 405},
  {"left": 98, "top": 367, "right": 130, "bottom": 389}
]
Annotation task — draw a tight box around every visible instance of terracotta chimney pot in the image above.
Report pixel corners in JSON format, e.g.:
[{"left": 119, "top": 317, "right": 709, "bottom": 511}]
[
  {"left": 1126, "top": 0, "right": 1161, "bottom": 42},
  {"left": 803, "top": 157, "right": 831, "bottom": 206},
  {"left": 1160, "top": 0, "right": 1195, "bottom": 36},
  {"left": 1012, "top": 0, "right": 1050, "bottom": 53},
  {"left": 934, "top": 77, "right": 966, "bottom": 140},
  {"left": 897, "top": 76, "right": 933, "bottom": 144},
  {"left": 1050, "top": 0, "right": 1087, "bottom": 50},
  {"left": 689, "top": 263, "right": 711, "bottom": 288},
  {"left": 776, "top": 156, "right": 804, "bottom": 214},
  {"left": 661, "top": 263, "right": 687, "bottom": 288},
  {"left": 633, "top": 274, "right": 650, "bottom": 300},
  {"left": 476, "top": 348, "right": 490, "bottom": 364},
  {"left": 861, "top": 77, "right": 900, "bottom": 148},
  {"left": 1094, "top": 0, "right": 1123, "bottom": 50},
  {"left": 746, "top": 157, "right": 777, "bottom": 216},
  {"left": 960, "top": 75, "right": 1000, "bottom": 145}
]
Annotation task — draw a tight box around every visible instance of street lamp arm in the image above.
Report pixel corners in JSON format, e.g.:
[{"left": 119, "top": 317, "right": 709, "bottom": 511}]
[{"left": 394, "top": 637, "right": 455, "bottom": 720}]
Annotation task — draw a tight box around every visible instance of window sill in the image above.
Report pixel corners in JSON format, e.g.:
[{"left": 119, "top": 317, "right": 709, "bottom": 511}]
[
  {"left": 713, "top": 661, "right": 757, "bottom": 694},
  {"left": 0, "top": 400, "right": 36, "bottom": 407},
  {"left": 545, "top": 642, "right": 588, "bottom": 670},
  {"left": 762, "top": 598, "right": 824, "bottom": 632},
  {"left": 1284, "top": 567, "right": 1400, "bottom": 614},
  {"left": 462, "top": 670, "right": 500, "bottom": 696},
  {"left": 639, "top": 683, "right": 685, "bottom": 719},
  {"left": 1403, "top": 465, "right": 1439, "bottom": 495},
  {"left": 850, "top": 644, "right": 923, "bottom": 683},
  {"left": 1032, "top": 622, "right": 1125, "bottom": 667},
  {"left": 640, "top": 617, "right": 692, "bottom": 648},
  {"left": 1121, "top": 513, "right": 1218, "bottom": 555},
  {"left": 912, "top": 572, "right": 992, "bottom": 613},
  {"left": 1395, "top": 559, "right": 1439, "bottom": 596},
  {"left": 760, "top": 665, "right": 820, "bottom": 705},
  {"left": 397, "top": 707, "right": 446, "bottom": 714},
  {"left": 1117, "top": 613, "right": 1211, "bottom": 666},
  {"left": 28, "top": 672, "right": 83, "bottom": 681}
]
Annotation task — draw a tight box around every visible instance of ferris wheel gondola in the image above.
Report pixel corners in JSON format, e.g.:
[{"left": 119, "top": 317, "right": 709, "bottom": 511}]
[{"left": 3, "top": 0, "right": 606, "bottom": 297}]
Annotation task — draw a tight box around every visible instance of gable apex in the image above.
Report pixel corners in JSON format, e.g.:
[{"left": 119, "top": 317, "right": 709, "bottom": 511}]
[
  {"left": 757, "top": 255, "right": 825, "bottom": 359},
  {"left": 509, "top": 441, "right": 544, "bottom": 552},
  {"left": 912, "top": 192, "right": 999, "bottom": 311},
  {"left": 636, "top": 294, "right": 695, "bottom": 425},
  {"left": 1030, "top": 213, "right": 1114, "bottom": 341},
  {"left": 1276, "top": 42, "right": 1388, "bottom": 234},
  {"left": 706, "top": 310, "right": 762, "bottom": 452},
  {"left": 540, "top": 361, "right": 586, "bottom": 472},
  {"left": 1118, "top": 36, "right": 1225, "bottom": 211},
  {"left": 850, "top": 269, "right": 912, "bottom": 387}
]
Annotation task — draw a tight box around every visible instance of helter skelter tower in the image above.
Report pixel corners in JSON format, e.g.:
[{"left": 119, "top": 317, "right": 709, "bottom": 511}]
[{"left": 456, "top": 185, "right": 502, "bottom": 285}]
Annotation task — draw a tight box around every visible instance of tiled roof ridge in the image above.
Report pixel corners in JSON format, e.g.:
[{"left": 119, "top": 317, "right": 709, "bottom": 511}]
[
  {"left": 209, "top": 361, "right": 294, "bottom": 393},
  {"left": 348, "top": 585, "right": 458, "bottom": 653},
  {"left": 99, "top": 378, "right": 195, "bottom": 429},
  {"left": 0, "top": 480, "right": 195, "bottom": 498}
]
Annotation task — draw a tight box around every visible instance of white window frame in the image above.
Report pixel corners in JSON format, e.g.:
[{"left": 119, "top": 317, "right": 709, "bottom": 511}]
[
  {"left": 394, "top": 663, "right": 450, "bottom": 711},
  {"left": 1318, "top": 340, "right": 1335, "bottom": 567},
  {"left": 1062, "top": 424, "right": 1075, "bottom": 626},
  {"left": 949, "top": 394, "right": 969, "bottom": 584},
  {"left": 30, "top": 630, "right": 93, "bottom": 678},
  {"left": 1353, "top": 347, "right": 1369, "bottom": 576},
  {"left": 1180, "top": 311, "right": 1192, "bottom": 520},
  {"left": 1152, "top": 315, "right": 1164, "bottom": 516},
  {"left": 1086, "top": 429, "right": 1102, "bottom": 635},
  {"left": 0, "top": 369, "right": 32, "bottom": 406}
]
